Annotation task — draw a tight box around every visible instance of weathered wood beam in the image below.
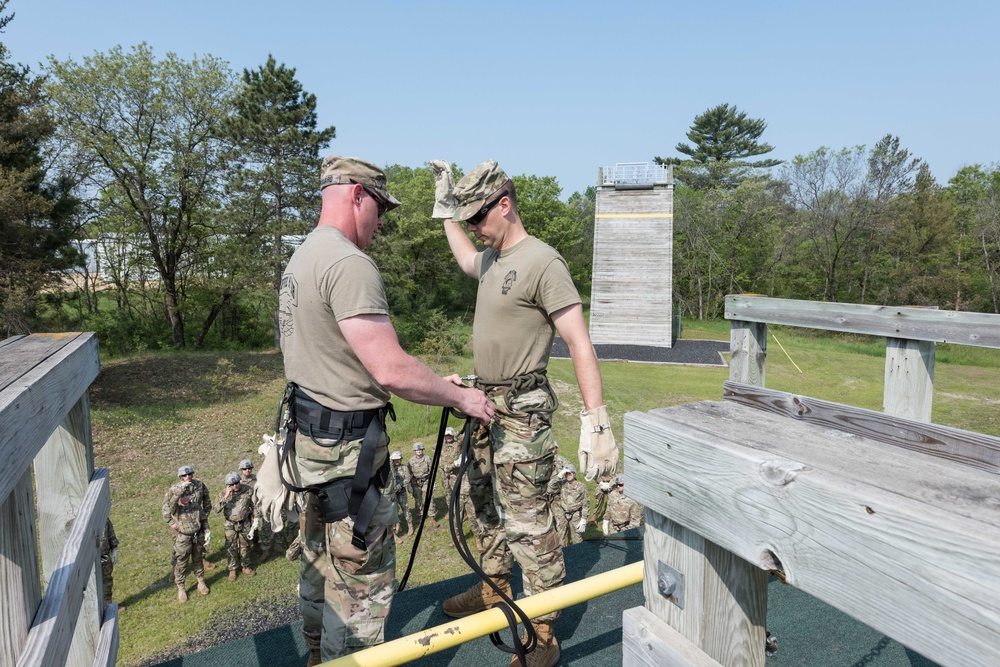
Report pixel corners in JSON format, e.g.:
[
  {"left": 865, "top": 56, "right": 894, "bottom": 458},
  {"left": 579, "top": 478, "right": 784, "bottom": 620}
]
[
  {"left": 17, "top": 469, "right": 110, "bottom": 667},
  {"left": 725, "top": 296, "right": 1000, "bottom": 348},
  {"left": 0, "top": 333, "right": 100, "bottom": 507},
  {"left": 625, "top": 402, "right": 1000, "bottom": 667},
  {"left": 0, "top": 470, "right": 41, "bottom": 667},
  {"left": 623, "top": 605, "right": 725, "bottom": 667},
  {"left": 92, "top": 605, "right": 119, "bottom": 667},
  {"left": 722, "top": 381, "right": 1000, "bottom": 474}
]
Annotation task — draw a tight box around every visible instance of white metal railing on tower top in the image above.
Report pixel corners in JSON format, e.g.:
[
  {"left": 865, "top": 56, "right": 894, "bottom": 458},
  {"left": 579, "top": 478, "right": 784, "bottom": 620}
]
[{"left": 601, "top": 162, "right": 672, "bottom": 186}]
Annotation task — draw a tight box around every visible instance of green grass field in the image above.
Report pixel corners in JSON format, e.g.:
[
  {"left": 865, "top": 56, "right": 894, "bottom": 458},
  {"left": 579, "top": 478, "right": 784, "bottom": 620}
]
[{"left": 95, "top": 320, "right": 1000, "bottom": 665}]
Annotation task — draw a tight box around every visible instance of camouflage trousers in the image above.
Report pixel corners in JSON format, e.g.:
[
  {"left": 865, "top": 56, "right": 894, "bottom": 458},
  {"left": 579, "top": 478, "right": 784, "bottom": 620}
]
[
  {"left": 225, "top": 519, "right": 253, "bottom": 571},
  {"left": 393, "top": 491, "right": 408, "bottom": 527},
  {"left": 101, "top": 556, "right": 114, "bottom": 605},
  {"left": 300, "top": 486, "right": 397, "bottom": 660},
  {"left": 555, "top": 507, "right": 585, "bottom": 546},
  {"left": 410, "top": 479, "right": 428, "bottom": 515},
  {"left": 449, "top": 471, "right": 483, "bottom": 537},
  {"left": 466, "top": 386, "right": 566, "bottom": 622},
  {"left": 172, "top": 530, "right": 205, "bottom": 586}
]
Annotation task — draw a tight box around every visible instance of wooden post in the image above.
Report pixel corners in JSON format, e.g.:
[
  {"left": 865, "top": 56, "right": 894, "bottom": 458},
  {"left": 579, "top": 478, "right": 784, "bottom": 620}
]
[
  {"left": 35, "top": 394, "right": 100, "bottom": 667},
  {"left": 0, "top": 471, "right": 41, "bottom": 667},
  {"left": 729, "top": 320, "right": 767, "bottom": 388},
  {"left": 884, "top": 338, "right": 934, "bottom": 422}
]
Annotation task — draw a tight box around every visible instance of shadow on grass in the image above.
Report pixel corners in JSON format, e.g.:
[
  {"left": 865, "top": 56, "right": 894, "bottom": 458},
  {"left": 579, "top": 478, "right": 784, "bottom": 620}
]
[{"left": 91, "top": 349, "right": 284, "bottom": 410}]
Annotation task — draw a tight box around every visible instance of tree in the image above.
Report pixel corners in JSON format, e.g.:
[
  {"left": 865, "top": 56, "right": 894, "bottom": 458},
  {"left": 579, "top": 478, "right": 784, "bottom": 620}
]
[
  {"left": 0, "top": 1, "right": 80, "bottom": 334},
  {"left": 950, "top": 164, "right": 1000, "bottom": 312},
  {"left": 656, "top": 103, "right": 782, "bottom": 189},
  {"left": 46, "top": 44, "right": 234, "bottom": 347},
  {"left": 222, "top": 55, "right": 335, "bottom": 344}
]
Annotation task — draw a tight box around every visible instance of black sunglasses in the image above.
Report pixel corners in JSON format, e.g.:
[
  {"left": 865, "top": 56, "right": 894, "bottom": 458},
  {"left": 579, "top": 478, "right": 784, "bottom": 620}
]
[
  {"left": 467, "top": 190, "right": 507, "bottom": 226},
  {"left": 362, "top": 185, "right": 388, "bottom": 218}
]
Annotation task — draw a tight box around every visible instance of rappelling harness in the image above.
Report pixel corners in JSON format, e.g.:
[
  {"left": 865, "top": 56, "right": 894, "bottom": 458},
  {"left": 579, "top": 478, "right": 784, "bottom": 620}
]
[{"left": 274, "top": 382, "right": 396, "bottom": 551}]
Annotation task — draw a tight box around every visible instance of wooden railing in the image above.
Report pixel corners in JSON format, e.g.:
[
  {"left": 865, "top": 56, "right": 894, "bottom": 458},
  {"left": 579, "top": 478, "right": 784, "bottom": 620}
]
[
  {"left": 0, "top": 333, "right": 117, "bottom": 667},
  {"left": 621, "top": 296, "right": 1000, "bottom": 667}
]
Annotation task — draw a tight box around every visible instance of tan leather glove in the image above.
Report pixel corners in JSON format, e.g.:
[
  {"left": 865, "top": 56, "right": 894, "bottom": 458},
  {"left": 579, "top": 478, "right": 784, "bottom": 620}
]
[
  {"left": 428, "top": 160, "right": 456, "bottom": 219},
  {"left": 579, "top": 405, "right": 620, "bottom": 482}
]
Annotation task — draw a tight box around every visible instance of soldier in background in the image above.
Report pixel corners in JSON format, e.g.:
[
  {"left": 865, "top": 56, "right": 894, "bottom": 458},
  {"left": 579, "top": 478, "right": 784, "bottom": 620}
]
[
  {"left": 555, "top": 465, "right": 589, "bottom": 545},
  {"left": 439, "top": 427, "right": 460, "bottom": 521},
  {"left": 407, "top": 442, "right": 434, "bottom": 528},
  {"left": 215, "top": 471, "right": 257, "bottom": 580},
  {"left": 100, "top": 518, "right": 119, "bottom": 608},
  {"left": 390, "top": 450, "right": 410, "bottom": 541},
  {"left": 605, "top": 475, "right": 643, "bottom": 534},
  {"left": 162, "top": 465, "right": 211, "bottom": 602}
]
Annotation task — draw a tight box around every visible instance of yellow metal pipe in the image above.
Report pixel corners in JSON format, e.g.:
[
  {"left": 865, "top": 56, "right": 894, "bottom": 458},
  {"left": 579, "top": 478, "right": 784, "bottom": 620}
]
[{"left": 324, "top": 561, "right": 644, "bottom": 667}]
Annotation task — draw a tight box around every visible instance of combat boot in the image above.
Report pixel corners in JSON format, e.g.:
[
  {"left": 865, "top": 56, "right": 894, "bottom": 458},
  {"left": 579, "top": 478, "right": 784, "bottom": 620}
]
[
  {"left": 197, "top": 577, "right": 210, "bottom": 595},
  {"left": 442, "top": 576, "right": 512, "bottom": 618},
  {"left": 509, "top": 621, "right": 559, "bottom": 667},
  {"left": 228, "top": 570, "right": 237, "bottom": 581},
  {"left": 177, "top": 585, "right": 188, "bottom": 603},
  {"left": 242, "top": 566, "right": 256, "bottom": 576},
  {"left": 306, "top": 647, "right": 322, "bottom": 667},
  {"left": 202, "top": 559, "right": 216, "bottom": 570}
]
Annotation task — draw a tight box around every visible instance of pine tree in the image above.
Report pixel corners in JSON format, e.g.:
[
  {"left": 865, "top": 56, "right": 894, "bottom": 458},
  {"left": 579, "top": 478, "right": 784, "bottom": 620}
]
[
  {"left": 656, "top": 103, "right": 781, "bottom": 189},
  {"left": 0, "top": 1, "right": 80, "bottom": 334}
]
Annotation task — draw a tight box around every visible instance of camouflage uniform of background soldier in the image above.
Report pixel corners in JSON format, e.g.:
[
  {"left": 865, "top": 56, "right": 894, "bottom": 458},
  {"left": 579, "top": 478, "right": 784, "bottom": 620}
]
[
  {"left": 162, "top": 465, "right": 211, "bottom": 602},
  {"left": 439, "top": 427, "right": 461, "bottom": 518},
  {"left": 433, "top": 159, "right": 620, "bottom": 667},
  {"left": 390, "top": 451, "right": 410, "bottom": 540},
  {"left": 606, "top": 475, "right": 644, "bottom": 533},
  {"left": 555, "top": 465, "right": 589, "bottom": 545},
  {"left": 407, "top": 442, "right": 435, "bottom": 528},
  {"left": 100, "top": 518, "right": 119, "bottom": 607},
  {"left": 215, "top": 471, "right": 258, "bottom": 579}
]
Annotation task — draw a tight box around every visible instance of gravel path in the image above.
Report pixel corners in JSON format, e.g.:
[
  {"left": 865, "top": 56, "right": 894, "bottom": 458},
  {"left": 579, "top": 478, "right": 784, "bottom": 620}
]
[{"left": 551, "top": 338, "right": 729, "bottom": 366}]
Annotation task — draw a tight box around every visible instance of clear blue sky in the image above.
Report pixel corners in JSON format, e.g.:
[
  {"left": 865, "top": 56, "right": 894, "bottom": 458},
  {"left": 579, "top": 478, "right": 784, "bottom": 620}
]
[{"left": 4, "top": 0, "right": 998, "bottom": 199}]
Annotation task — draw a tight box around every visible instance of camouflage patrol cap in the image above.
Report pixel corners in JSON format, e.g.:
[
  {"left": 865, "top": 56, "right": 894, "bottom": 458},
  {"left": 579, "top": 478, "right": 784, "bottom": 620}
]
[
  {"left": 225, "top": 471, "right": 240, "bottom": 485},
  {"left": 178, "top": 465, "right": 194, "bottom": 478},
  {"left": 390, "top": 450, "right": 402, "bottom": 460},
  {"left": 319, "top": 155, "right": 401, "bottom": 212},
  {"left": 615, "top": 475, "right": 625, "bottom": 485},
  {"left": 452, "top": 160, "right": 511, "bottom": 222},
  {"left": 413, "top": 442, "right": 425, "bottom": 451},
  {"left": 239, "top": 459, "right": 253, "bottom": 470},
  {"left": 444, "top": 427, "right": 456, "bottom": 437}
]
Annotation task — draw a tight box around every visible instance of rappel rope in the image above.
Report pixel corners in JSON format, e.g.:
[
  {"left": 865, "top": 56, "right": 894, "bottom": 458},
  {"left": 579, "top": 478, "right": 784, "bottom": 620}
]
[{"left": 398, "top": 405, "right": 538, "bottom": 667}]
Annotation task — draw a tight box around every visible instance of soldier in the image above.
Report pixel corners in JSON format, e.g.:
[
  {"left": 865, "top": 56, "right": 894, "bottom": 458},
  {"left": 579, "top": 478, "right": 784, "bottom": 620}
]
[
  {"left": 162, "top": 465, "right": 211, "bottom": 602},
  {"left": 605, "top": 475, "right": 643, "bottom": 534},
  {"left": 433, "top": 159, "right": 620, "bottom": 666},
  {"left": 593, "top": 476, "right": 614, "bottom": 528},
  {"left": 216, "top": 471, "right": 258, "bottom": 580},
  {"left": 439, "top": 427, "right": 460, "bottom": 511},
  {"left": 557, "top": 465, "right": 589, "bottom": 545},
  {"left": 407, "top": 442, "right": 435, "bottom": 528},
  {"left": 100, "top": 518, "right": 119, "bottom": 608},
  {"left": 389, "top": 451, "right": 409, "bottom": 543}
]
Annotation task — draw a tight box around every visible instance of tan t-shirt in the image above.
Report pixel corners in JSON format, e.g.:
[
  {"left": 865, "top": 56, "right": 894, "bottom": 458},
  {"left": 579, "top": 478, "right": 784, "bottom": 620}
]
[
  {"left": 278, "top": 226, "right": 391, "bottom": 411},
  {"left": 472, "top": 236, "right": 580, "bottom": 383}
]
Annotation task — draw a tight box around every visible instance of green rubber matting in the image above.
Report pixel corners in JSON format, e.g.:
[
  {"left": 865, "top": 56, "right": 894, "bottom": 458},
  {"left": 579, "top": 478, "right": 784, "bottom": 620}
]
[{"left": 153, "top": 529, "right": 939, "bottom": 667}]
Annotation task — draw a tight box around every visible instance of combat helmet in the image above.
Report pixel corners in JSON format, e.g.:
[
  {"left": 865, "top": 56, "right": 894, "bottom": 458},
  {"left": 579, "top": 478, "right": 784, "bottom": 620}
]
[
  {"left": 239, "top": 459, "right": 253, "bottom": 470},
  {"left": 390, "top": 450, "right": 402, "bottom": 461},
  {"left": 225, "top": 471, "right": 240, "bottom": 486},
  {"left": 413, "top": 442, "right": 425, "bottom": 452},
  {"left": 177, "top": 465, "right": 194, "bottom": 478},
  {"left": 615, "top": 474, "right": 625, "bottom": 486}
]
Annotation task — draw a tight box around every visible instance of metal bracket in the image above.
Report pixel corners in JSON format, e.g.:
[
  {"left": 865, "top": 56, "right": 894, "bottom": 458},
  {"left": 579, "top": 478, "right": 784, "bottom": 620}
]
[{"left": 657, "top": 561, "right": 685, "bottom": 609}]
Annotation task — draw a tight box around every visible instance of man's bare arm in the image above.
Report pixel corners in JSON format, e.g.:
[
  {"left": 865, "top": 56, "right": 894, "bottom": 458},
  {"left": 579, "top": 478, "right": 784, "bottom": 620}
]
[
  {"left": 340, "top": 313, "right": 494, "bottom": 424},
  {"left": 551, "top": 303, "right": 604, "bottom": 411}
]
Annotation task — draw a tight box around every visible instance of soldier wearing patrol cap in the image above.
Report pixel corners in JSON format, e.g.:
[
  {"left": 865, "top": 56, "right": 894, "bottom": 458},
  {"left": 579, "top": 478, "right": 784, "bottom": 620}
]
[
  {"left": 276, "top": 156, "right": 495, "bottom": 665},
  {"left": 429, "top": 159, "right": 621, "bottom": 667},
  {"left": 162, "top": 465, "right": 212, "bottom": 602}
]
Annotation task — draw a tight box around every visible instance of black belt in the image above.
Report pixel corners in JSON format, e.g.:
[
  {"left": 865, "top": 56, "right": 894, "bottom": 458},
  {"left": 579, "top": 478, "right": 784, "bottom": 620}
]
[{"left": 277, "top": 383, "right": 396, "bottom": 550}]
